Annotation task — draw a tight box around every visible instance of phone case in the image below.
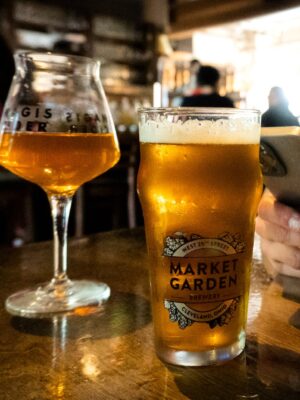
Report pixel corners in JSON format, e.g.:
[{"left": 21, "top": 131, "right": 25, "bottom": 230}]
[{"left": 260, "top": 127, "right": 300, "bottom": 208}]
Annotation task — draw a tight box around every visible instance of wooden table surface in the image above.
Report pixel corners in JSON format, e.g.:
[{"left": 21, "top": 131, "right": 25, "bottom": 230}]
[{"left": 0, "top": 228, "right": 299, "bottom": 400}]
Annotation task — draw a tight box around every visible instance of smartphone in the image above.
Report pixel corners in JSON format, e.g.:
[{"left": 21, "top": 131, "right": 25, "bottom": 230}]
[{"left": 260, "top": 127, "right": 300, "bottom": 208}]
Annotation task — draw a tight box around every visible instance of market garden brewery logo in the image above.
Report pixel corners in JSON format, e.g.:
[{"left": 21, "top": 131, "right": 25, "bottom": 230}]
[{"left": 163, "top": 232, "right": 246, "bottom": 329}]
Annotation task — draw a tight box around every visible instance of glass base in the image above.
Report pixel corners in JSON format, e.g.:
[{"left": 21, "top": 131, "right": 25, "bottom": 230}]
[
  {"left": 5, "top": 280, "right": 110, "bottom": 318},
  {"left": 156, "top": 332, "right": 245, "bottom": 366}
]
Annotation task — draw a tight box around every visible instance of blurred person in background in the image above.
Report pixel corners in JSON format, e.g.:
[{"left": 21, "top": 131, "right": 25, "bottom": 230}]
[
  {"left": 181, "top": 65, "right": 234, "bottom": 108},
  {"left": 53, "top": 39, "right": 87, "bottom": 56},
  {"left": 183, "top": 59, "right": 201, "bottom": 96},
  {"left": 261, "top": 86, "right": 299, "bottom": 127},
  {"left": 0, "top": 34, "right": 15, "bottom": 116}
]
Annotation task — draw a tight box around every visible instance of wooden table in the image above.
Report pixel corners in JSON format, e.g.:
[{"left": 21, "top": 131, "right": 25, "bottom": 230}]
[{"left": 0, "top": 229, "right": 299, "bottom": 399}]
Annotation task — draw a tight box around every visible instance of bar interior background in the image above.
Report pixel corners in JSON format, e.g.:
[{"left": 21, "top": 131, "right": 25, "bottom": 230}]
[{"left": 0, "top": 0, "right": 299, "bottom": 246}]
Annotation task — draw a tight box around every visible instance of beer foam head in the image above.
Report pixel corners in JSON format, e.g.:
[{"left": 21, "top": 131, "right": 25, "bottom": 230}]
[{"left": 139, "top": 109, "right": 261, "bottom": 144}]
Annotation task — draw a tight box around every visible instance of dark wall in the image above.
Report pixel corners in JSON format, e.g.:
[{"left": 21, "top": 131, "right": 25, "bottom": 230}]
[{"left": 34, "top": 0, "right": 144, "bottom": 22}]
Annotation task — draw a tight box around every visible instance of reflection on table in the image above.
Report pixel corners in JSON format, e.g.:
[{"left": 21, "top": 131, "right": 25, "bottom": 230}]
[{"left": 0, "top": 228, "right": 299, "bottom": 399}]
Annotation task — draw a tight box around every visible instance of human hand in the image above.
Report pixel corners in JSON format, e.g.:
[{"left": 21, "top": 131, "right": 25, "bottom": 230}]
[{"left": 255, "top": 189, "right": 300, "bottom": 277}]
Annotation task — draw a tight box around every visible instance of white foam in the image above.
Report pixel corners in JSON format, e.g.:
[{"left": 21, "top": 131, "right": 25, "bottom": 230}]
[{"left": 139, "top": 119, "right": 260, "bottom": 144}]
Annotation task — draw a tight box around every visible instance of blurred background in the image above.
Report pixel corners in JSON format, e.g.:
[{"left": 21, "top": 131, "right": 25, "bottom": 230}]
[{"left": 0, "top": 0, "right": 300, "bottom": 246}]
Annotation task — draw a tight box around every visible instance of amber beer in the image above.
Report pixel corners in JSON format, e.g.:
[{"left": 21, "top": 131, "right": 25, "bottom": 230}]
[
  {"left": 137, "top": 108, "right": 262, "bottom": 366},
  {"left": 0, "top": 131, "right": 120, "bottom": 195}
]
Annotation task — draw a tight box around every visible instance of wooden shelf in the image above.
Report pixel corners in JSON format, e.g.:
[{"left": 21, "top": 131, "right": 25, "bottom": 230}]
[
  {"left": 15, "top": 21, "right": 88, "bottom": 34},
  {"left": 4, "top": 0, "right": 154, "bottom": 101},
  {"left": 92, "top": 33, "right": 144, "bottom": 48},
  {"left": 104, "top": 84, "right": 152, "bottom": 97}
]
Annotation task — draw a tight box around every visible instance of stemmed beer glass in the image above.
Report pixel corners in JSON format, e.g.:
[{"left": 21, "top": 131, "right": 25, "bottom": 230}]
[{"left": 0, "top": 52, "right": 120, "bottom": 317}]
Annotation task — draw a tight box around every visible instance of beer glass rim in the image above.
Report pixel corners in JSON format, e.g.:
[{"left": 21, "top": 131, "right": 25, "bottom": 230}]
[
  {"left": 138, "top": 107, "right": 260, "bottom": 116},
  {"left": 15, "top": 50, "right": 99, "bottom": 67}
]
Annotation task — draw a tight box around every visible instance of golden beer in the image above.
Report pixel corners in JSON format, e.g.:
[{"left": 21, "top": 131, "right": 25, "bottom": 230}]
[
  {"left": 137, "top": 109, "right": 262, "bottom": 366},
  {"left": 0, "top": 131, "right": 120, "bottom": 195},
  {"left": 1, "top": 51, "right": 120, "bottom": 317}
]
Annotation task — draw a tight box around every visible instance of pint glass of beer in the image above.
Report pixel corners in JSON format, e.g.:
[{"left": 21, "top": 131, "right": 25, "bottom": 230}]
[{"left": 137, "top": 108, "right": 262, "bottom": 366}]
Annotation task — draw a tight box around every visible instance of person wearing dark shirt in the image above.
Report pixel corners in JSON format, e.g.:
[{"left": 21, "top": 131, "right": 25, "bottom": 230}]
[
  {"left": 181, "top": 65, "right": 234, "bottom": 108},
  {"left": 261, "top": 86, "right": 299, "bottom": 127}
]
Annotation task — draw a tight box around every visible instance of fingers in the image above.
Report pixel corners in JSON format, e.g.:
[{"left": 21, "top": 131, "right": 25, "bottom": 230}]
[
  {"left": 256, "top": 190, "right": 300, "bottom": 272},
  {"left": 272, "top": 260, "right": 300, "bottom": 278},
  {"left": 258, "top": 190, "right": 300, "bottom": 232},
  {"left": 256, "top": 216, "right": 300, "bottom": 247},
  {"left": 261, "top": 238, "right": 300, "bottom": 269}
]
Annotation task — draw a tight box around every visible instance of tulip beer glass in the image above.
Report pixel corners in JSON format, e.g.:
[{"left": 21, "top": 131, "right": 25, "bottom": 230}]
[
  {"left": 137, "top": 108, "right": 262, "bottom": 366},
  {"left": 0, "top": 52, "right": 120, "bottom": 317}
]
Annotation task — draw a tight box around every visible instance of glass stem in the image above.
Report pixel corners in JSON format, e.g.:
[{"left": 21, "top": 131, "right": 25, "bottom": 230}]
[{"left": 49, "top": 195, "right": 73, "bottom": 286}]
